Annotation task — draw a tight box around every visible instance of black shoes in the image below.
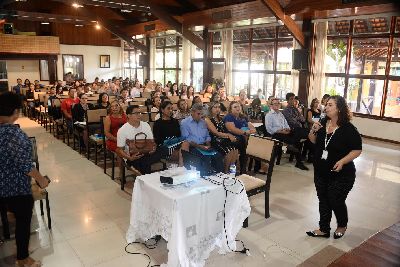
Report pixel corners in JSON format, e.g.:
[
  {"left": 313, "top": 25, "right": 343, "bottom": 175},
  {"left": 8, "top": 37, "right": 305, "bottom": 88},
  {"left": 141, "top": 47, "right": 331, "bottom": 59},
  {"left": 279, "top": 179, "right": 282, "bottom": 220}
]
[
  {"left": 306, "top": 230, "right": 330, "bottom": 238},
  {"left": 295, "top": 162, "right": 309, "bottom": 170},
  {"left": 334, "top": 227, "right": 347, "bottom": 239}
]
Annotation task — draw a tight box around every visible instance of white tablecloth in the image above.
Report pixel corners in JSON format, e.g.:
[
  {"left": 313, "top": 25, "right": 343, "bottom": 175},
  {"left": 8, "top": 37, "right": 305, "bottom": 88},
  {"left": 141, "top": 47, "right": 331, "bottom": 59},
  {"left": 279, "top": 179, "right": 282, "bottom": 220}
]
[{"left": 126, "top": 168, "right": 251, "bottom": 267}]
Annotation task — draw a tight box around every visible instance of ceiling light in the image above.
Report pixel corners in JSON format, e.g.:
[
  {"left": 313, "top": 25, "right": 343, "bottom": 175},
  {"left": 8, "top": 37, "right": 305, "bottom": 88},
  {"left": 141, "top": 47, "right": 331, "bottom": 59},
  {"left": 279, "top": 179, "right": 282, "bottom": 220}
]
[
  {"left": 121, "top": 9, "right": 132, "bottom": 13},
  {"left": 41, "top": 22, "right": 49, "bottom": 25},
  {"left": 49, "top": 17, "right": 55, "bottom": 20},
  {"left": 75, "top": 24, "right": 83, "bottom": 27},
  {"left": 95, "top": 23, "right": 101, "bottom": 30},
  {"left": 72, "top": 3, "right": 83, "bottom": 8}
]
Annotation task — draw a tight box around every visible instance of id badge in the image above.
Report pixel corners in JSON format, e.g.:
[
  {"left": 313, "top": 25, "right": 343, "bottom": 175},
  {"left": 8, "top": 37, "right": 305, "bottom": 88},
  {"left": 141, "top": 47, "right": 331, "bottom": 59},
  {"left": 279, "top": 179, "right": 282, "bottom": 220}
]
[{"left": 321, "top": 150, "right": 328, "bottom": 160}]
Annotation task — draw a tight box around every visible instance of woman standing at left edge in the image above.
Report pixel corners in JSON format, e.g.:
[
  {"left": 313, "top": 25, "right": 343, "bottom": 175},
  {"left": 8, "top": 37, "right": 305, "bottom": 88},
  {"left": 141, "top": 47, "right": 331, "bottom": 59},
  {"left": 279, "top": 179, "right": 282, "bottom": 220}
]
[{"left": 306, "top": 96, "right": 362, "bottom": 239}]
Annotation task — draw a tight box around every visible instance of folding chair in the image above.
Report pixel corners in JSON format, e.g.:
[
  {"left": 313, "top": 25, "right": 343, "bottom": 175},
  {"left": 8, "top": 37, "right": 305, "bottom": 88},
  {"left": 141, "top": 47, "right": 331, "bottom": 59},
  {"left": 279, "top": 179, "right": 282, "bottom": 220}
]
[{"left": 86, "top": 109, "right": 108, "bottom": 163}]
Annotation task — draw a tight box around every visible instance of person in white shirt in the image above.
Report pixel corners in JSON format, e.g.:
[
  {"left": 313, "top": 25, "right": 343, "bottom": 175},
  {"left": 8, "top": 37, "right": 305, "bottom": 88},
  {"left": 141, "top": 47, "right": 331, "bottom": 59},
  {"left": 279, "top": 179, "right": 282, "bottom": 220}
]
[
  {"left": 116, "top": 105, "right": 165, "bottom": 174},
  {"left": 265, "top": 98, "right": 308, "bottom": 170}
]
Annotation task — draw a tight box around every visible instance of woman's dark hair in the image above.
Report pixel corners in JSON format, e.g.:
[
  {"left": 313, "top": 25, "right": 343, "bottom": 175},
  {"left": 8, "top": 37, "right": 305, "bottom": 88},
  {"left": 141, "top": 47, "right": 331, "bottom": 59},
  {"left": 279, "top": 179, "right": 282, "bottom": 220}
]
[
  {"left": 251, "top": 98, "right": 261, "bottom": 108},
  {"left": 78, "top": 93, "right": 86, "bottom": 99},
  {"left": 210, "top": 92, "right": 220, "bottom": 102},
  {"left": 193, "top": 95, "right": 202, "bottom": 104},
  {"left": 98, "top": 93, "right": 108, "bottom": 104},
  {"left": 285, "top": 92, "right": 295, "bottom": 101},
  {"left": 0, "top": 92, "right": 23, "bottom": 116},
  {"left": 310, "top": 98, "right": 319, "bottom": 109},
  {"left": 328, "top": 95, "right": 351, "bottom": 126},
  {"left": 177, "top": 99, "right": 187, "bottom": 111},
  {"left": 186, "top": 86, "right": 194, "bottom": 97},
  {"left": 160, "top": 99, "right": 172, "bottom": 111},
  {"left": 228, "top": 101, "right": 246, "bottom": 118}
]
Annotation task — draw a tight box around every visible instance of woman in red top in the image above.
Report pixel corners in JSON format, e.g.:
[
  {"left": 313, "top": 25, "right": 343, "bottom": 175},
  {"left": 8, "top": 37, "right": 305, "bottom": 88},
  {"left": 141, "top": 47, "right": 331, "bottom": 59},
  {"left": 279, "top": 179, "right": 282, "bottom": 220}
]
[{"left": 104, "top": 101, "right": 127, "bottom": 152}]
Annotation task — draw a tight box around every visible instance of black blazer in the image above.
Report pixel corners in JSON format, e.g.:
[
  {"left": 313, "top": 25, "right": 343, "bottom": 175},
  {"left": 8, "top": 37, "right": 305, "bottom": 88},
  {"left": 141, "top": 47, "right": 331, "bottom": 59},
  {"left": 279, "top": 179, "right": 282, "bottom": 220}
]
[{"left": 72, "top": 103, "right": 94, "bottom": 122}]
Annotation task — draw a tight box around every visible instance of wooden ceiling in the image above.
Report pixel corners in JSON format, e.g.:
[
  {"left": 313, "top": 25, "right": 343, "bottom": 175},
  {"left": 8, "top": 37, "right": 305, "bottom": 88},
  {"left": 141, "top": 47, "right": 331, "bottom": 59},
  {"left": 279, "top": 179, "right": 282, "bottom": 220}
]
[{"left": 1, "top": 0, "right": 399, "bottom": 50}]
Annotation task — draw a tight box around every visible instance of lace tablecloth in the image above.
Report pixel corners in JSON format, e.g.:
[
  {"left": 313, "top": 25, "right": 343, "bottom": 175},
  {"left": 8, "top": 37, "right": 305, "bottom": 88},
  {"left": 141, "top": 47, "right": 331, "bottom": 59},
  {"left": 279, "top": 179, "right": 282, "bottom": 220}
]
[{"left": 126, "top": 168, "right": 251, "bottom": 267}]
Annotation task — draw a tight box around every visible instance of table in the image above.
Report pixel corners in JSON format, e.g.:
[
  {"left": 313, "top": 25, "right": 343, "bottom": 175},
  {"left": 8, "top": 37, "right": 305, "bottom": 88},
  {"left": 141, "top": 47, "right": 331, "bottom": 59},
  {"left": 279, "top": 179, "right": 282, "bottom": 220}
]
[
  {"left": 126, "top": 168, "right": 251, "bottom": 267},
  {"left": 252, "top": 122, "right": 263, "bottom": 128}
]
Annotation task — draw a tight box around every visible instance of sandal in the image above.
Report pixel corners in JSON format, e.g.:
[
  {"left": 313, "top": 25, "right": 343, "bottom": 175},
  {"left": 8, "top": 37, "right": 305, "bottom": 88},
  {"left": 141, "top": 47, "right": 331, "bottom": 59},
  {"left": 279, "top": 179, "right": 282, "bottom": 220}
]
[
  {"left": 15, "top": 257, "right": 42, "bottom": 267},
  {"left": 306, "top": 230, "right": 330, "bottom": 238},
  {"left": 334, "top": 227, "right": 347, "bottom": 239}
]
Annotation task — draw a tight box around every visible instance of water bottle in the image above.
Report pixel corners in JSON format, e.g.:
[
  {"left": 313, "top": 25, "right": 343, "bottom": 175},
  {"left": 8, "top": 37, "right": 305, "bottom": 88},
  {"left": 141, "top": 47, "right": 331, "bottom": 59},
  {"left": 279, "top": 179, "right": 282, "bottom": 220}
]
[{"left": 229, "top": 164, "right": 236, "bottom": 178}]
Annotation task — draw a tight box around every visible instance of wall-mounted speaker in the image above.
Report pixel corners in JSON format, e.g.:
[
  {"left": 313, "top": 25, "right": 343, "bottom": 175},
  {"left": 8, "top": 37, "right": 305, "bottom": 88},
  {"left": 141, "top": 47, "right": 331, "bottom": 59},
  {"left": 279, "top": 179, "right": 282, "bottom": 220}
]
[
  {"left": 292, "top": 49, "right": 308, "bottom": 70},
  {"left": 139, "top": 55, "right": 149, "bottom": 67},
  {"left": 3, "top": 23, "right": 13, "bottom": 34}
]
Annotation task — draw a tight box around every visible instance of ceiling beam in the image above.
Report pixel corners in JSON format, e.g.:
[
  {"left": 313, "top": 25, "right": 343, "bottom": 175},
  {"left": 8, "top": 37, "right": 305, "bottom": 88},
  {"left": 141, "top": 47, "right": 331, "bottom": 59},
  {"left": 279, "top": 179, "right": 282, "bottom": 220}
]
[
  {"left": 260, "top": 0, "right": 305, "bottom": 48},
  {"left": 74, "top": 6, "right": 149, "bottom": 53},
  {"left": 0, "top": 9, "right": 93, "bottom": 24},
  {"left": 51, "top": 0, "right": 150, "bottom": 13},
  {"left": 132, "top": 0, "right": 205, "bottom": 50}
]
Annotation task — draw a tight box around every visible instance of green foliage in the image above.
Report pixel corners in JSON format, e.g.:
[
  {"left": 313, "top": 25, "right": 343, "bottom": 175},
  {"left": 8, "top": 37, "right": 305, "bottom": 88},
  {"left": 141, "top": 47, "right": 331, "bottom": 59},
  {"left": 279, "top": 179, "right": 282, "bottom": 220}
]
[{"left": 326, "top": 40, "right": 347, "bottom": 65}]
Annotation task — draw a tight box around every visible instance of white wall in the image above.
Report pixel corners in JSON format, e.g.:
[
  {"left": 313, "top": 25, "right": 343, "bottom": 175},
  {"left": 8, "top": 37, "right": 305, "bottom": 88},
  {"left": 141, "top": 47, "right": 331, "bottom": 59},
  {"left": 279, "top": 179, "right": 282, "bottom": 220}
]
[
  {"left": 57, "top": 44, "right": 123, "bottom": 83},
  {"left": 353, "top": 116, "right": 400, "bottom": 143},
  {"left": 6, "top": 60, "right": 50, "bottom": 87}
]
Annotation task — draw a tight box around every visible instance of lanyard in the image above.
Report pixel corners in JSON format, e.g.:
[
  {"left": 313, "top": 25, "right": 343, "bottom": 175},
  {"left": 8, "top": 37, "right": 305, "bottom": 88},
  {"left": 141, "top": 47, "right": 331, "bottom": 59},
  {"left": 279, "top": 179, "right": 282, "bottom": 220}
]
[{"left": 324, "top": 122, "right": 338, "bottom": 150}]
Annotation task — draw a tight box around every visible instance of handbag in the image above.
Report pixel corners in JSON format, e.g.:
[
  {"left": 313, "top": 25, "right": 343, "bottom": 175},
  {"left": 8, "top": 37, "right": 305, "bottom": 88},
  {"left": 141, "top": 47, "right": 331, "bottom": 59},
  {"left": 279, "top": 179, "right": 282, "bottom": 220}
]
[{"left": 126, "top": 132, "right": 156, "bottom": 155}]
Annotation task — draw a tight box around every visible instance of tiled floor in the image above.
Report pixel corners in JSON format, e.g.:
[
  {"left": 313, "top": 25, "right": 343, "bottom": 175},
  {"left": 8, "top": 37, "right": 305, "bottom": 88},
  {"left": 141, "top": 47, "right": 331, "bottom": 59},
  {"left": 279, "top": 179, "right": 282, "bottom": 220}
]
[{"left": 1, "top": 117, "right": 399, "bottom": 267}]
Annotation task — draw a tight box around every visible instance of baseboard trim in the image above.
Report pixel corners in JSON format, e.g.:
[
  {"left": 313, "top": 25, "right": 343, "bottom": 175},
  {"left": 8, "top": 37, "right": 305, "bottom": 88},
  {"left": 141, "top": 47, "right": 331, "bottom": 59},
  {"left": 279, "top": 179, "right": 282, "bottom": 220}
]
[{"left": 361, "top": 134, "right": 400, "bottom": 145}]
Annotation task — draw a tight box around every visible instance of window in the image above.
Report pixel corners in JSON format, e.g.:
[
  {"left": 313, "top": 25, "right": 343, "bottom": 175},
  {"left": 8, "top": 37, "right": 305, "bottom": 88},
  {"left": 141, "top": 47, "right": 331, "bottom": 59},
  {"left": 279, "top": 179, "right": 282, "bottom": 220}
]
[
  {"left": 62, "top": 55, "right": 84, "bottom": 80},
  {"left": 324, "top": 16, "right": 400, "bottom": 120},
  {"left": 123, "top": 38, "right": 145, "bottom": 82},
  {"left": 232, "top": 27, "right": 293, "bottom": 96},
  {"left": 154, "top": 36, "right": 182, "bottom": 85}
]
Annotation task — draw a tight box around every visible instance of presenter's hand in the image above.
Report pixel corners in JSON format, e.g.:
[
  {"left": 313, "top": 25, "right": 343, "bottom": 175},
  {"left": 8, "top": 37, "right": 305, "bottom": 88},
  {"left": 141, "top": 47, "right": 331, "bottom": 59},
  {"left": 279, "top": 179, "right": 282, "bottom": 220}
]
[
  {"left": 332, "top": 160, "right": 344, "bottom": 172},
  {"left": 311, "top": 122, "right": 322, "bottom": 133}
]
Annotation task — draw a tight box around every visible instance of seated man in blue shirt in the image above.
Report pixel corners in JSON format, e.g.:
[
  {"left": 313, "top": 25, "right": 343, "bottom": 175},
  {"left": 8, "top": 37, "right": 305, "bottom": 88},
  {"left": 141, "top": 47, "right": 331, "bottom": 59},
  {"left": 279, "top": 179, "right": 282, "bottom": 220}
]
[
  {"left": 265, "top": 98, "right": 308, "bottom": 170},
  {"left": 13, "top": 78, "right": 23, "bottom": 95},
  {"left": 181, "top": 103, "right": 224, "bottom": 174}
]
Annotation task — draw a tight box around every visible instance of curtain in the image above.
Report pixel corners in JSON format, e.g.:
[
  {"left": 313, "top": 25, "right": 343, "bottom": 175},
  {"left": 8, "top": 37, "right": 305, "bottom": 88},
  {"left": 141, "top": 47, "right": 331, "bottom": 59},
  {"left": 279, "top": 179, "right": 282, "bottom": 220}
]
[
  {"left": 182, "top": 38, "right": 193, "bottom": 85},
  {"left": 221, "top": 30, "right": 233, "bottom": 95},
  {"left": 308, "top": 21, "right": 327, "bottom": 104},
  {"left": 291, "top": 40, "right": 301, "bottom": 96},
  {"left": 149, "top": 38, "right": 157, "bottom": 81}
]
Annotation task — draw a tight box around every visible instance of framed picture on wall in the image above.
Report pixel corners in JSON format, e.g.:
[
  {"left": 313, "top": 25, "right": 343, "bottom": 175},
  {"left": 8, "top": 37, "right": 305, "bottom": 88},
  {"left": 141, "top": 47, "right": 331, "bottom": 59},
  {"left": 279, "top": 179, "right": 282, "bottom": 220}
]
[{"left": 100, "top": 55, "right": 110, "bottom": 68}]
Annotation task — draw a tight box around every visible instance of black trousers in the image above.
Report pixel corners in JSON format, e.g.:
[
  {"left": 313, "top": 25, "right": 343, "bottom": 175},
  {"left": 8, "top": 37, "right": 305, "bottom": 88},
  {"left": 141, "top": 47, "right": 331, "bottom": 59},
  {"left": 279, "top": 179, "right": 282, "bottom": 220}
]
[
  {"left": 314, "top": 175, "right": 355, "bottom": 233},
  {"left": 234, "top": 137, "right": 247, "bottom": 174},
  {"left": 127, "top": 147, "right": 167, "bottom": 174},
  {"left": 0, "top": 194, "right": 34, "bottom": 260}
]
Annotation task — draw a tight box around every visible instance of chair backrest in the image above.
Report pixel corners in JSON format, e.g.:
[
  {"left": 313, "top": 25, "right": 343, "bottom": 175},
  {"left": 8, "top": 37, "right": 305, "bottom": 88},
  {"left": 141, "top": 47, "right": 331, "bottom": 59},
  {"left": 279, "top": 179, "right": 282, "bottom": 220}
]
[
  {"left": 86, "top": 109, "right": 108, "bottom": 123},
  {"left": 52, "top": 98, "right": 62, "bottom": 107},
  {"left": 129, "top": 100, "right": 146, "bottom": 106},
  {"left": 141, "top": 91, "right": 152, "bottom": 99},
  {"left": 29, "top": 137, "right": 39, "bottom": 170},
  {"left": 132, "top": 97, "right": 148, "bottom": 102},
  {"left": 246, "top": 135, "right": 276, "bottom": 162},
  {"left": 169, "top": 95, "right": 180, "bottom": 104}
]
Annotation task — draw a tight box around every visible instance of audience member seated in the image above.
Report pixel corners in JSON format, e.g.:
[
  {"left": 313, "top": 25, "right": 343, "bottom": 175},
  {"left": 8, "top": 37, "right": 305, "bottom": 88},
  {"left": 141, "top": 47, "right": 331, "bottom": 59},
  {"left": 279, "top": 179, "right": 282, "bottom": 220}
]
[
  {"left": 320, "top": 94, "right": 330, "bottom": 113},
  {"left": 205, "top": 102, "right": 239, "bottom": 173},
  {"left": 61, "top": 88, "right": 79, "bottom": 129},
  {"left": 116, "top": 105, "right": 165, "bottom": 174},
  {"left": 186, "top": 85, "right": 195, "bottom": 100},
  {"left": 96, "top": 93, "right": 110, "bottom": 109},
  {"left": 256, "top": 88, "right": 266, "bottom": 100},
  {"left": 13, "top": 78, "right": 23, "bottom": 95},
  {"left": 174, "top": 99, "right": 191, "bottom": 121},
  {"left": 24, "top": 83, "right": 35, "bottom": 118},
  {"left": 47, "top": 87, "right": 61, "bottom": 120},
  {"left": 282, "top": 92, "right": 309, "bottom": 138},
  {"left": 72, "top": 93, "right": 94, "bottom": 149},
  {"left": 202, "top": 84, "right": 214, "bottom": 99},
  {"left": 24, "top": 79, "right": 30, "bottom": 88},
  {"left": 104, "top": 101, "right": 127, "bottom": 152},
  {"left": 265, "top": 98, "right": 309, "bottom": 170},
  {"left": 118, "top": 88, "right": 131, "bottom": 106},
  {"left": 153, "top": 101, "right": 183, "bottom": 165},
  {"left": 238, "top": 89, "right": 249, "bottom": 106},
  {"left": 248, "top": 98, "right": 263, "bottom": 122},
  {"left": 224, "top": 101, "right": 257, "bottom": 174},
  {"left": 180, "top": 103, "right": 224, "bottom": 173},
  {"left": 210, "top": 93, "right": 227, "bottom": 112},
  {"left": 170, "top": 83, "right": 179, "bottom": 96},
  {"left": 178, "top": 84, "right": 187, "bottom": 98},
  {"left": 130, "top": 81, "right": 142, "bottom": 97},
  {"left": 305, "top": 98, "right": 321, "bottom": 163},
  {"left": 107, "top": 83, "right": 119, "bottom": 96},
  {"left": 218, "top": 86, "right": 227, "bottom": 101}
]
